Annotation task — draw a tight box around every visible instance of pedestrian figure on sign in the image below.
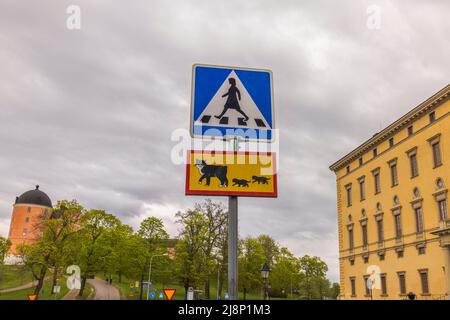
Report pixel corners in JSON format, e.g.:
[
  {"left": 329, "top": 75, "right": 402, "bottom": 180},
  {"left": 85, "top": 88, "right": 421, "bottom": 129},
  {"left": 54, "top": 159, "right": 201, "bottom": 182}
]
[{"left": 215, "top": 78, "right": 249, "bottom": 121}]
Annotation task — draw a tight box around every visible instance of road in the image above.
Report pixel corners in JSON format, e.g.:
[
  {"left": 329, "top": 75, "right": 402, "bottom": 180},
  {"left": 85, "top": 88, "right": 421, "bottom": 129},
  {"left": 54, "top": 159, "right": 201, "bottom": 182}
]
[{"left": 87, "top": 278, "right": 120, "bottom": 300}]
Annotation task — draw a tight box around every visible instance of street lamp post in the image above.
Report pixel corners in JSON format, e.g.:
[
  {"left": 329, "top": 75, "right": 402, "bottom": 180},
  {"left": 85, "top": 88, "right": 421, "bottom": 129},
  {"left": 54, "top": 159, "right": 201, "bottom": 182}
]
[
  {"left": 146, "top": 253, "right": 168, "bottom": 301},
  {"left": 261, "top": 263, "right": 270, "bottom": 300}
]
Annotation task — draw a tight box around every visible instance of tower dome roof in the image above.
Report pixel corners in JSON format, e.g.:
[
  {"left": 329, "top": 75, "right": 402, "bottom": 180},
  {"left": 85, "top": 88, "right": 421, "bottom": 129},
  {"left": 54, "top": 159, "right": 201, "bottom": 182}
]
[{"left": 15, "top": 185, "right": 52, "bottom": 208}]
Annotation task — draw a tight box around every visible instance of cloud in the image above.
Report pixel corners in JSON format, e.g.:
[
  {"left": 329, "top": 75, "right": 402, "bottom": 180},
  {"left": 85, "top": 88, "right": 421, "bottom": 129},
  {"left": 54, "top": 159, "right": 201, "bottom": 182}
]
[{"left": 0, "top": 0, "right": 449, "bottom": 282}]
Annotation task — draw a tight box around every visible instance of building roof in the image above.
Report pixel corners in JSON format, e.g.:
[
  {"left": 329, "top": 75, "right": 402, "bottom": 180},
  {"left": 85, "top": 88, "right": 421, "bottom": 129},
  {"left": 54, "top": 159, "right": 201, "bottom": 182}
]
[
  {"left": 329, "top": 84, "right": 450, "bottom": 172},
  {"left": 15, "top": 185, "right": 53, "bottom": 208}
]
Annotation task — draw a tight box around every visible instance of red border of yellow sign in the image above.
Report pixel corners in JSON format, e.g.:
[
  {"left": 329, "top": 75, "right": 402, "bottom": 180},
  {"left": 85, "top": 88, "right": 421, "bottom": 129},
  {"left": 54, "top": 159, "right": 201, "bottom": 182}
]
[{"left": 185, "top": 150, "right": 277, "bottom": 197}]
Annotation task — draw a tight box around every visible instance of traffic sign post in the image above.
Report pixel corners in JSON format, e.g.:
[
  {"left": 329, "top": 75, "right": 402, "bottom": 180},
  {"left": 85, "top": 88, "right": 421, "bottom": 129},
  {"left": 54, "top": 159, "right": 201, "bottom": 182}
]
[{"left": 187, "top": 64, "right": 277, "bottom": 300}]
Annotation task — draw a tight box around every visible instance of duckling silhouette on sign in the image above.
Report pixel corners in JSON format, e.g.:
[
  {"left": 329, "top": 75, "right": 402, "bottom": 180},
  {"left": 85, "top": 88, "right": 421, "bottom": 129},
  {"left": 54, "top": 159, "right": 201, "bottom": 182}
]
[
  {"left": 232, "top": 178, "right": 251, "bottom": 187},
  {"left": 195, "top": 160, "right": 228, "bottom": 187}
]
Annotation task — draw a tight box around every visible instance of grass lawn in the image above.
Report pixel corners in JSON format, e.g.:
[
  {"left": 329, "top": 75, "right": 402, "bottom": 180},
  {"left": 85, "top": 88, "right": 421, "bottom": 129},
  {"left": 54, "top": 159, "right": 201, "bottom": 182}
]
[
  {"left": 0, "top": 265, "right": 34, "bottom": 290},
  {"left": 0, "top": 277, "right": 70, "bottom": 300}
]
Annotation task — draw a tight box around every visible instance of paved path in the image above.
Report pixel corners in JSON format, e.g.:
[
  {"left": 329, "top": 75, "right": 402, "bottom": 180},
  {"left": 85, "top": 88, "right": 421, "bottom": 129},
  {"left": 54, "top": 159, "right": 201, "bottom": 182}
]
[
  {"left": 87, "top": 278, "right": 120, "bottom": 300},
  {"left": 0, "top": 281, "right": 37, "bottom": 293},
  {"left": 61, "top": 289, "right": 80, "bottom": 300}
]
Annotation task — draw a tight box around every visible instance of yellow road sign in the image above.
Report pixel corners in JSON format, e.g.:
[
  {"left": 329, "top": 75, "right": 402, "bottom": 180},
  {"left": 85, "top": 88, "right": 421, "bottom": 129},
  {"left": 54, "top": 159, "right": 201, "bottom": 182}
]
[{"left": 186, "top": 150, "right": 277, "bottom": 197}]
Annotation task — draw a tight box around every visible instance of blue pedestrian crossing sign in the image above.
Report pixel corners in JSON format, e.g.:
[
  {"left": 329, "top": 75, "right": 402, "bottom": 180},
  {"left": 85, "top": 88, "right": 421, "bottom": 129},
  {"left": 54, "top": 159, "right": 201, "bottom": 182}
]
[{"left": 190, "top": 64, "right": 274, "bottom": 141}]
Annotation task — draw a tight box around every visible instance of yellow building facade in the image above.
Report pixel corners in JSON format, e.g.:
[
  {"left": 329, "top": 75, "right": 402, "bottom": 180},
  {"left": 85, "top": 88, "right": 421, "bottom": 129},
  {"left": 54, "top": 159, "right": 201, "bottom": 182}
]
[{"left": 330, "top": 85, "right": 450, "bottom": 300}]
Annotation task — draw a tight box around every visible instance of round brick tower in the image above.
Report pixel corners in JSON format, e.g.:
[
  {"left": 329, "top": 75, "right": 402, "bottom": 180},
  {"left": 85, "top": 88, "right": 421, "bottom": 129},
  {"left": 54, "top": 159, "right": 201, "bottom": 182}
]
[{"left": 7, "top": 185, "right": 53, "bottom": 255}]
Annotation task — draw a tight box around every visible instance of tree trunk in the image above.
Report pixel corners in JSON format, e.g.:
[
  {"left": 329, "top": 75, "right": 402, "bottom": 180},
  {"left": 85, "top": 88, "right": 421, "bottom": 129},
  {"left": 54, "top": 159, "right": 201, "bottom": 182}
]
[
  {"left": 78, "top": 275, "right": 87, "bottom": 297},
  {"left": 243, "top": 287, "right": 247, "bottom": 300},
  {"left": 51, "top": 266, "right": 58, "bottom": 293},
  {"left": 34, "top": 266, "right": 47, "bottom": 295},
  {"left": 204, "top": 278, "right": 210, "bottom": 300}
]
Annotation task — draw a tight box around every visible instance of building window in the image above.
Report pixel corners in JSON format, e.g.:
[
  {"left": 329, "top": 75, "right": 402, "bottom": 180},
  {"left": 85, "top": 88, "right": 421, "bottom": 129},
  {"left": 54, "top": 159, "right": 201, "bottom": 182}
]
[
  {"left": 372, "top": 168, "right": 381, "bottom": 194},
  {"left": 389, "top": 137, "right": 394, "bottom": 147},
  {"left": 377, "top": 219, "right": 384, "bottom": 243},
  {"left": 429, "top": 111, "right": 436, "bottom": 123},
  {"left": 373, "top": 148, "right": 378, "bottom": 158},
  {"left": 363, "top": 256, "right": 369, "bottom": 264},
  {"left": 409, "top": 154, "right": 419, "bottom": 177},
  {"left": 350, "top": 277, "right": 356, "bottom": 296},
  {"left": 348, "top": 228, "right": 354, "bottom": 250},
  {"left": 438, "top": 199, "right": 448, "bottom": 221},
  {"left": 358, "top": 177, "right": 366, "bottom": 201},
  {"left": 398, "top": 272, "right": 406, "bottom": 295},
  {"left": 346, "top": 184, "right": 352, "bottom": 207},
  {"left": 363, "top": 275, "right": 370, "bottom": 296},
  {"left": 414, "top": 207, "right": 424, "bottom": 233},
  {"left": 350, "top": 259, "right": 355, "bottom": 266},
  {"left": 27, "top": 207, "right": 31, "bottom": 213},
  {"left": 346, "top": 165, "right": 350, "bottom": 174},
  {"left": 379, "top": 254, "right": 385, "bottom": 261},
  {"left": 432, "top": 142, "right": 442, "bottom": 167},
  {"left": 394, "top": 214, "right": 402, "bottom": 239},
  {"left": 397, "top": 250, "right": 404, "bottom": 258},
  {"left": 380, "top": 274, "right": 387, "bottom": 295},
  {"left": 22, "top": 228, "right": 28, "bottom": 236},
  {"left": 362, "top": 224, "right": 368, "bottom": 247},
  {"left": 388, "top": 159, "right": 398, "bottom": 187},
  {"left": 408, "top": 125, "right": 413, "bottom": 136},
  {"left": 418, "top": 246, "right": 426, "bottom": 255},
  {"left": 419, "top": 270, "right": 429, "bottom": 294},
  {"left": 359, "top": 157, "right": 363, "bottom": 166},
  {"left": 25, "top": 217, "right": 30, "bottom": 223}
]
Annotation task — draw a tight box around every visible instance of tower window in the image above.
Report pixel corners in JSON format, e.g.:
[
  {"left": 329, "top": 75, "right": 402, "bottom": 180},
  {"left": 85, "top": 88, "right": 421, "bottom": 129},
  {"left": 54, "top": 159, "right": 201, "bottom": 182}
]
[
  {"left": 22, "top": 228, "right": 28, "bottom": 236},
  {"left": 389, "top": 137, "right": 394, "bottom": 147}
]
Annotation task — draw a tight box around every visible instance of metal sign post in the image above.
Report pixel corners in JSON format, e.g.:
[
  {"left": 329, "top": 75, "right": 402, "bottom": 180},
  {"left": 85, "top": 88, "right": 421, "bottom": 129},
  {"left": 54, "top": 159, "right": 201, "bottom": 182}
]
[
  {"left": 228, "top": 195, "right": 238, "bottom": 300},
  {"left": 228, "top": 137, "right": 239, "bottom": 300}
]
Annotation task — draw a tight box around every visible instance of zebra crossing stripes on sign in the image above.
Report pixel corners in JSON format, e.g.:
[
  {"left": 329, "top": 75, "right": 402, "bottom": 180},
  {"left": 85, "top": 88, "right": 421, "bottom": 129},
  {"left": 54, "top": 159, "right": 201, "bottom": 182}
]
[{"left": 190, "top": 64, "right": 274, "bottom": 141}]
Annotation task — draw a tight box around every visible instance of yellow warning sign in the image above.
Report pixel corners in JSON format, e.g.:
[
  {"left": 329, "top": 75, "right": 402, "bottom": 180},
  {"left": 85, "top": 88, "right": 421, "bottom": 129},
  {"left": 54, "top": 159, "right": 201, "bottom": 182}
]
[
  {"left": 186, "top": 150, "right": 277, "bottom": 197},
  {"left": 163, "top": 288, "right": 176, "bottom": 301}
]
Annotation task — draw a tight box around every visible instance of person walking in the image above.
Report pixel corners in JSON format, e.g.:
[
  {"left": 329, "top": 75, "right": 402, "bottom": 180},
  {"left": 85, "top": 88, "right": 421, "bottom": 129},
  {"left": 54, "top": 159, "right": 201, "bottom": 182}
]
[{"left": 215, "top": 78, "right": 249, "bottom": 121}]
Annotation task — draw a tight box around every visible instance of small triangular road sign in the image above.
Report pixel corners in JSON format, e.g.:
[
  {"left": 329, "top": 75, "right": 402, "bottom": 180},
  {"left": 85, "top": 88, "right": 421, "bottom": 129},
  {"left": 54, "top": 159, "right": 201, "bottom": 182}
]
[
  {"left": 163, "top": 288, "right": 176, "bottom": 301},
  {"left": 27, "top": 294, "right": 38, "bottom": 300}
]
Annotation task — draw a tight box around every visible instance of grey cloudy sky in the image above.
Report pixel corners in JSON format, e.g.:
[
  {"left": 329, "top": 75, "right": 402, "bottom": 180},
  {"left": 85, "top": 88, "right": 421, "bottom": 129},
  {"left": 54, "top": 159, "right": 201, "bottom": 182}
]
[{"left": 1, "top": 0, "right": 449, "bottom": 282}]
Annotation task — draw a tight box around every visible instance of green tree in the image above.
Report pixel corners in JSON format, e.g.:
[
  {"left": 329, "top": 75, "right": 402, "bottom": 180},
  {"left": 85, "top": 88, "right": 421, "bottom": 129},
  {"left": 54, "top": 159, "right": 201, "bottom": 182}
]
[
  {"left": 0, "top": 237, "right": 11, "bottom": 263},
  {"left": 72, "top": 209, "right": 121, "bottom": 297},
  {"left": 298, "top": 255, "right": 328, "bottom": 299},
  {"left": 269, "top": 247, "right": 300, "bottom": 298},
  {"left": 136, "top": 216, "right": 169, "bottom": 300},
  {"left": 17, "top": 200, "right": 84, "bottom": 295},
  {"left": 257, "top": 235, "right": 280, "bottom": 267},
  {"left": 330, "top": 282, "right": 340, "bottom": 299},
  {"left": 238, "top": 237, "right": 266, "bottom": 299},
  {"left": 174, "top": 210, "right": 208, "bottom": 298},
  {"left": 194, "top": 200, "right": 227, "bottom": 299}
]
